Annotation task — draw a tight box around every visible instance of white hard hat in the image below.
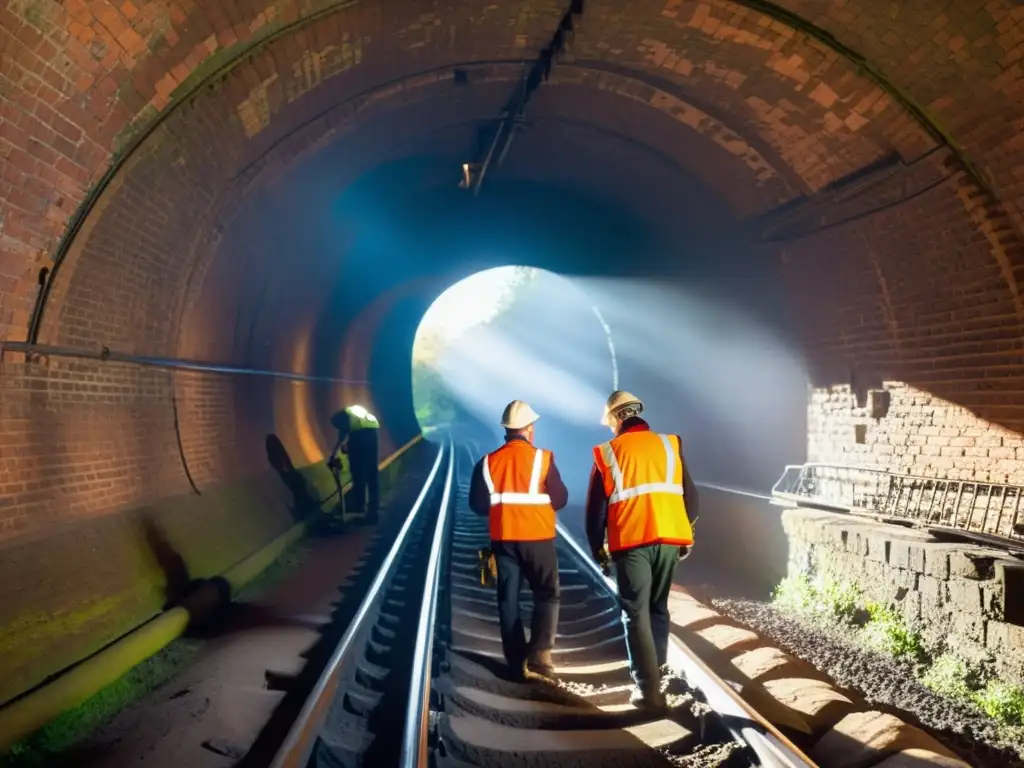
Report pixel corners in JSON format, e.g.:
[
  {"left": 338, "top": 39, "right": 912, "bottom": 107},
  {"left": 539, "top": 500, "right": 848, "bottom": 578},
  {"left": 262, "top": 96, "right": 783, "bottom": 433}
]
[
  {"left": 501, "top": 400, "right": 540, "bottom": 430},
  {"left": 601, "top": 390, "right": 643, "bottom": 425}
]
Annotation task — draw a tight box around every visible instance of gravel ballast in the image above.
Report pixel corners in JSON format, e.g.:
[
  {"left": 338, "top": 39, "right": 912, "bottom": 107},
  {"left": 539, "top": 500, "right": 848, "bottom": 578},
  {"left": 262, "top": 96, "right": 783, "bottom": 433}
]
[{"left": 710, "top": 596, "right": 1024, "bottom": 768}]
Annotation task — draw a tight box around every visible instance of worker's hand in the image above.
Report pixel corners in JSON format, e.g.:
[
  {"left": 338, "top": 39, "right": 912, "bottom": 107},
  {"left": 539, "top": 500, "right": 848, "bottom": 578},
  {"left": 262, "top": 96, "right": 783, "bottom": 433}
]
[
  {"left": 677, "top": 545, "right": 692, "bottom": 562},
  {"left": 595, "top": 547, "right": 613, "bottom": 577}
]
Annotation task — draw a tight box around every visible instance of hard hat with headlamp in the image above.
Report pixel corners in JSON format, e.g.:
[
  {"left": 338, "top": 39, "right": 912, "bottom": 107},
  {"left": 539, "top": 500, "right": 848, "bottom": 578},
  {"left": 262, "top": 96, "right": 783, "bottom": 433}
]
[{"left": 601, "top": 390, "right": 644, "bottom": 426}]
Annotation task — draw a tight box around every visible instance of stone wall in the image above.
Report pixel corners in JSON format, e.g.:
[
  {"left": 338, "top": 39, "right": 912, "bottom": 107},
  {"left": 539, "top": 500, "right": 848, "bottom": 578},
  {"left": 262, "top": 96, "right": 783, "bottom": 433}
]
[{"left": 782, "top": 507, "right": 1024, "bottom": 684}]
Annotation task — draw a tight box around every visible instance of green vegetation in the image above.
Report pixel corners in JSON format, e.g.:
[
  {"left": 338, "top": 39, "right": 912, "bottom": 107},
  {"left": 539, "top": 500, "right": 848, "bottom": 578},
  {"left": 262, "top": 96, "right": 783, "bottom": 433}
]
[
  {"left": 412, "top": 266, "right": 538, "bottom": 433},
  {"left": 974, "top": 680, "right": 1024, "bottom": 726},
  {"left": 920, "top": 652, "right": 974, "bottom": 699},
  {"left": 771, "top": 573, "right": 861, "bottom": 624},
  {"left": 411, "top": 359, "right": 457, "bottom": 432},
  {"left": 859, "top": 600, "right": 924, "bottom": 661},
  {"left": 773, "top": 570, "right": 1024, "bottom": 736}
]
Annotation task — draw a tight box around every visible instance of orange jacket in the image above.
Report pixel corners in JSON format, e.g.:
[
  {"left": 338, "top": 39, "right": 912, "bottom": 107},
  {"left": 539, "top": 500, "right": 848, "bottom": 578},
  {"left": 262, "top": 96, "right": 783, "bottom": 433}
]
[
  {"left": 592, "top": 426, "right": 693, "bottom": 552},
  {"left": 479, "top": 439, "right": 560, "bottom": 541}
]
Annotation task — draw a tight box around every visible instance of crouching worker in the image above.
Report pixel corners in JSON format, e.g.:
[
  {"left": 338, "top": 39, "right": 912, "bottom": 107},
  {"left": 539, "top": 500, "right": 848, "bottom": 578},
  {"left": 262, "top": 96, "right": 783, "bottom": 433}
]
[
  {"left": 586, "top": 390, "right": 699, "bottom": 710},
  {"left": 469, "top": 400, "right": 569, "bottom": 681},
  {"left": 330, "top": 405, "right": 381, "bottom": 525}
]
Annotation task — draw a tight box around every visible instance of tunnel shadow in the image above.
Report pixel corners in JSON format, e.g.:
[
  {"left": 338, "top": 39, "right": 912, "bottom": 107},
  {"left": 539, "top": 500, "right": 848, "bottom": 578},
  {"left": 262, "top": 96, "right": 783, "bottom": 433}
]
[
  {"left": 137, "top": 516, "right": 327, "bottom": 644},
  {"left": 236, "top": 473, "right": 437, "bottom": 768},
  {"left": 265, "top": 434, "right": 322, "bottom": 523},
  {"left": 139, "top": 514, "right": 203, "bottom": 611}
]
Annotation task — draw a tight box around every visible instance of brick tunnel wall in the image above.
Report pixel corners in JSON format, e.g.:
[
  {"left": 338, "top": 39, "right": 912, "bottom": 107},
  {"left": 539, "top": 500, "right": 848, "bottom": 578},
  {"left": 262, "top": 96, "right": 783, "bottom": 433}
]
[
  {"left": 784, "top": 151, "right": 1024, "bottom": 487},
  {"left": 1, "top": 0, "right": 1024, "bottom": 706}
]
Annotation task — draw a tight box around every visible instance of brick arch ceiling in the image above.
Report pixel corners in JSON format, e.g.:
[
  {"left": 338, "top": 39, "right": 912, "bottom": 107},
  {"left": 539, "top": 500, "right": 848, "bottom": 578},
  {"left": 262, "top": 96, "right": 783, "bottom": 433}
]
[{"left": 1, "top": 0, "right": 1022, "bottom": 429}]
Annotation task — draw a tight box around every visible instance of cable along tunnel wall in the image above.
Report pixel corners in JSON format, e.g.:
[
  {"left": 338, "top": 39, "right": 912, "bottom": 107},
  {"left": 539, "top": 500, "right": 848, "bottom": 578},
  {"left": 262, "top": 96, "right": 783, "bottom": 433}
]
[{"left": 0, "top": 350, "right": 414, "bottom": 712}]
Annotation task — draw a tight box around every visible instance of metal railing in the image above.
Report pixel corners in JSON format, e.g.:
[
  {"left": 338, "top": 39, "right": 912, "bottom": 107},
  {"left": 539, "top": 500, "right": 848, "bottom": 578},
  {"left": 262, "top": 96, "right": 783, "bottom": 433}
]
[
  {"left": 400, "top": 439, "right": 456, "bottom": 766},
  {"left": 0, "top": 340, "right": 367, "bottom": 385},
  {"left": 268, "top": 440, "right": 451, "bottom": 768},
  {"left": 773, "top": 463, "right": 1024, "bottom": 546}
]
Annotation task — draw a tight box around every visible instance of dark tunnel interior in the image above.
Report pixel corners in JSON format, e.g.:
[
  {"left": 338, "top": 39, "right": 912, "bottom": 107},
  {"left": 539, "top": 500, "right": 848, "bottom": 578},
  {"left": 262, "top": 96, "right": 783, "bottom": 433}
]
[{"left": 3, "top": 0, "right": 1024, "bottom": 744}]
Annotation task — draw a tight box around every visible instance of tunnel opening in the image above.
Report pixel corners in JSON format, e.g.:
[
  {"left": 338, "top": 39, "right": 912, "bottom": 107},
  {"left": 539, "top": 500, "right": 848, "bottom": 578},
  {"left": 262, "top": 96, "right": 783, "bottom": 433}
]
[{"left": 411, "top": 264, "right": 617, "bottom": 460}]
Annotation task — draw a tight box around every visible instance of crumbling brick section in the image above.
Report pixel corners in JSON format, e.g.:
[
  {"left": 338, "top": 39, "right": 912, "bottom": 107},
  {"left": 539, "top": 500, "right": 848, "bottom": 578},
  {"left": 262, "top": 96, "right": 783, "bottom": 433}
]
[
  {"left": 783, "top": 148, "right": 1024, "bottom": 488},
  {"left": 784, "top": 507, "right": 1024, "bottom": 686},
  {"left": 809, "top": 384, "right": 1024, "bottom": 486}
]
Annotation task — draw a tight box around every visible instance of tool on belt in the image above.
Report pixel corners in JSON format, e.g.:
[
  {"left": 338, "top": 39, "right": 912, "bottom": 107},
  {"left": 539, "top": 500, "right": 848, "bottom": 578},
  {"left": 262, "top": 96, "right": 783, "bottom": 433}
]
[{"left": 478, "top": 547, "right": 498, "bottom": 587}]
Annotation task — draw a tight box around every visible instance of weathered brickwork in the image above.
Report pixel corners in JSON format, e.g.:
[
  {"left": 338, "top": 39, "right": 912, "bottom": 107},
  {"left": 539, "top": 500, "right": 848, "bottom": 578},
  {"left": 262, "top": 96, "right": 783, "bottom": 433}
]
[
  {"left": 1, "top": 0, "right": 1024, "bottom": 714},
  {"left": 5, "top": 0, "right": 1005, "bottom": 343},
  {"left": 0, "top": 351, "right": 410, "bottom": 705},
  {"left": 784, "top": 508, "right": 1024, "bottom": 685},
  {"left": 808, "top": 383, "right": 1024, "bottom": 485}
]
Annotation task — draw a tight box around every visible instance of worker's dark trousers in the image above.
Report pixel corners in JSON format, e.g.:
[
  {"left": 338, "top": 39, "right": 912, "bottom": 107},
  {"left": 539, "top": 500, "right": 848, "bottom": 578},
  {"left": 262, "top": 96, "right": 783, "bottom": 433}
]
[
  {"left": 613, "top": 543, "right": 679, "bottom": 695},
  {"left": 348, "top": 429, "right": 380, "bottom": 516},
  {"left": 493, "top": 539, "right": 560, "bottom": 671}
]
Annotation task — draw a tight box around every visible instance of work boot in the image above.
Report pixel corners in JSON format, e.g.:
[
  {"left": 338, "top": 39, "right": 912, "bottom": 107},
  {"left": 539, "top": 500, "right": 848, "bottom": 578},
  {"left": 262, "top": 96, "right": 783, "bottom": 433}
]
[
  {"left": 525, "top": 650, "right": 558, "bottom": 681},
  {"left": 629, "top": 685, "right": 667, "bottom": 711}
]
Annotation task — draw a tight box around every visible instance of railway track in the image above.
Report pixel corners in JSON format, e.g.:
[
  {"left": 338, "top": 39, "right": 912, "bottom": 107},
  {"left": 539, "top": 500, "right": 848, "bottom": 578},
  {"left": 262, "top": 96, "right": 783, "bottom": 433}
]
[{"left": 266, "top": 438, "right": 816, "bottom": 768}]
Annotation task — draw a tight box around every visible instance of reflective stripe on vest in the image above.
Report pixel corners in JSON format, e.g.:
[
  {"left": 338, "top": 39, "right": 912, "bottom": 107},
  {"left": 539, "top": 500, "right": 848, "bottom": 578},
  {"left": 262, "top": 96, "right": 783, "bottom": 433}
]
[
  {"left": 599, "top": 433, "right": 684, "bottom": 504},
  {"left": 482, "top": 448, "right": 552, "bottom": 506}
]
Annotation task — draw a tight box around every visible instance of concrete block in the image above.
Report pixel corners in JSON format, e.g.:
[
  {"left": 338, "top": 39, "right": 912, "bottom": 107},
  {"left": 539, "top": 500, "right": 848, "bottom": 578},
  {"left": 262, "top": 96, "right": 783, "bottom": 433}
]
[
  {"left": 889, "top": 541, "right": 926, "bottom": 573},
  {"left": 918, "top": 576, "right": 945, "bottom": 610},
  {"left": 730, "top": 647, "right": 829, "bottom": 684},
  {"left": 984, "top": 619, "right": 1024, "bottom": 671},
  {"left": 761, "top": 678, "right": 857, "bottom": 732},
  {"left": 898, "top": 591, "right": 922, "bottom": 627},
  {"left": 811, "top": 711, "right": 961, "bottom": 768},
  {"left": 867, "top": 532, "right": 891, "bottom": 563},
  {"left": 841, "top": 528, "right": 869, "bottom": 556},
  {"left": 863, "top": 559, "right": 888, "bottom": 585},
  {"left": 981, "top": 582, "right": 1005, "bottom": 620},
  {"left": 947, "top": 580, "right": 982, "bottom": 614},
  {"left": 996, "top": 562, "right": 1024, "bottom": 625},
  {"left": 825, "top": 522, "right": 852, "bottom": 549},
  {"left": 923, "top": 549, "right": 950, "bottom": 580},
  {"left": 949, "top": 550, "right": 995, "bottom": 580},
  {"left": 693, "top": 623, "right": 762, "bottom": 654},
  {"left": 891, "top": 567, "right": 918, "bottom": 591},
  {"left": 952, "top": 611, "right": 985, "bottom": 644}
]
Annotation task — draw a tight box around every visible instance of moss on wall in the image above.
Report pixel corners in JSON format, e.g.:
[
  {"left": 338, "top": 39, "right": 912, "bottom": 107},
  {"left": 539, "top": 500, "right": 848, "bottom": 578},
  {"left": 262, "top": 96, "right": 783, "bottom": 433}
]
[{"left": 0, "top": 440, "right": 421, "bottom": 708}]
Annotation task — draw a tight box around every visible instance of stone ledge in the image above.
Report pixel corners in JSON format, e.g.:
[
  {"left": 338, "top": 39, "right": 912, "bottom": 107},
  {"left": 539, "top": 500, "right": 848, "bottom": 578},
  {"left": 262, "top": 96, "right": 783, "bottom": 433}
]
[
  {"left": 782, "top": 507, "right": 1024, "bottom": 680},
  {"left": 668, "top": 586, "right": 971, "bottom": 767}
]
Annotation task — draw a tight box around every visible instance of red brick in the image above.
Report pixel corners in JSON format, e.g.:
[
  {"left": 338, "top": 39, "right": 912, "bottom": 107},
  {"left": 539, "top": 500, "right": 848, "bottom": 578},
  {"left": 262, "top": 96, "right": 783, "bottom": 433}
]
[{"left": 1, "top": 0, "right": 1024, "bottom": 716}]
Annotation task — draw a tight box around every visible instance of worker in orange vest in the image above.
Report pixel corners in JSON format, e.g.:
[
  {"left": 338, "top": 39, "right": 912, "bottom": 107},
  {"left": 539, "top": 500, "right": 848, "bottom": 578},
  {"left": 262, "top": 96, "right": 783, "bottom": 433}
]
[
  {"left": 585, "top": 390, "right": 699, "bottom": 709},
  {"left": 469, "top": 400, "right": 569, "bottom": 681}
]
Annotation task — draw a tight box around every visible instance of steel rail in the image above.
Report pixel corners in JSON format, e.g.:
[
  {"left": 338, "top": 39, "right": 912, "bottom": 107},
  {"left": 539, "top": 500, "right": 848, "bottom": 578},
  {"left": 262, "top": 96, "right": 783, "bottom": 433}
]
[
  {"left": 555, "top": 522, "right": 817, "bottom": 767},
  {"left": 268, "top": 440, "right": 448, "bottom": 768},
  {"left": 399, "top": 440, "right": 456, "bottom": 766},
  {"left": 0, "top": 340, "right": 368, "bottom": 385}
]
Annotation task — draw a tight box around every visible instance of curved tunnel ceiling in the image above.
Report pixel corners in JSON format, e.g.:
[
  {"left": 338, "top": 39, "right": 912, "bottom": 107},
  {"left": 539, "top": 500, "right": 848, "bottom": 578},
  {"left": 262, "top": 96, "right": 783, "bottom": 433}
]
[{"left": 1, "top": 0, "right": 1022, "bottom": 453}]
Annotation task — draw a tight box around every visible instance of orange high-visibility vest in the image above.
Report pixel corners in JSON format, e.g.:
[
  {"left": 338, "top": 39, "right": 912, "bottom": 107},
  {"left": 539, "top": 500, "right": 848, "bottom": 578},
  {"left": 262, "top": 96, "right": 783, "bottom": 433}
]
[
  {"left": 593, "top": 430, "right": 693, "bottom": 552},
  {"left": 482, "top": 441, "right": 557, "bottom": 542}
]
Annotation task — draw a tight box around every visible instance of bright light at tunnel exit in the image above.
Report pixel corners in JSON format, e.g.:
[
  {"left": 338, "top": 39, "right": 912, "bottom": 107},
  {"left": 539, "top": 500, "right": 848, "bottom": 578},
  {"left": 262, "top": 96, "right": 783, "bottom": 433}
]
[
  {"left": 412, "top": 265, "right": 618, "bottom": 438},
  {"left": 414, "top": 266, "right": 535, "bottom": 356}
]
